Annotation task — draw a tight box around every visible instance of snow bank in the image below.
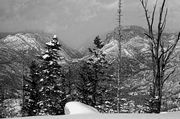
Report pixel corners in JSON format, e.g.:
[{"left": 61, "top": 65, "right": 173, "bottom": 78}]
[
  {"left": 6, "top": 112, "right": 180, "bottom": 119},
  {"left": 5, "top": 111, "right": 180, "bottom": 119},
  {"left": 64, "top": 101, "right": 99, "bottom": 115}
]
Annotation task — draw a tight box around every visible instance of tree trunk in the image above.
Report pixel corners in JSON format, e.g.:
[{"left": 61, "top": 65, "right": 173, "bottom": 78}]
[{"left": 154, "top": 64, "right": 163, "bottom": 113}]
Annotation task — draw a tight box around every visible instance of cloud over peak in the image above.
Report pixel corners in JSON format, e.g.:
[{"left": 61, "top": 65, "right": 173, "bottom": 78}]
[
  {"left": 0, "top": 0, "right": 179, "bottom": 49},
  {"left": 69, "top": 0, "right": 118, "bottom": 22}
]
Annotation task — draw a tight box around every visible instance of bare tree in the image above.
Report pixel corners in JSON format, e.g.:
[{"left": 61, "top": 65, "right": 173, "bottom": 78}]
[
  {"left": 140, "top": 0, "right": 180, "bottom": 113},
  {"left": 117, "top": 0, "right": 122, "bottom": 113}
]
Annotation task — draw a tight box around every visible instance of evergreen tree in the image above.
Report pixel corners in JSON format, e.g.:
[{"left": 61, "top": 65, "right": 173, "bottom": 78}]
[
  {"left": 0, "top": 88, "right": 5, "bottom": 118},
  {"left": 76, "top": 36, "right": 109, "bottom": 112},
  {"left": 23, "top": 35, "right": 67, "bottom": 115},
  {"left": 23, "top": 61, "right": 41, "bottom": 116},
  {"left": 38, "top": 35, "right": 66, "bottom": 115},
  {"left": 94, "top": 36, "right": 104, "bottom": 49}
]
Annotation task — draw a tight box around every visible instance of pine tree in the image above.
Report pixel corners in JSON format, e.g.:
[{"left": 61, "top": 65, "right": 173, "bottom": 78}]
[
  {"left": 23, "top": 61, "right": 41, "bottom": 116},
  {"left": 76, "top": 61, "right": 95, "bottom": 106},
  {"left": 37, "top": 35, "right": 67, "bottom": 115},
  {"left": 76, "top": 36, "right": 109, "bottom": 112},
  {"left": 94, "top": 36, "right": 104, "bottom": 49},
  {"left": 0, "top": 88, "right": 5, "bottom": 118},
  {"left": 24, "top": 35, "right": 67, "bottom": 115}
]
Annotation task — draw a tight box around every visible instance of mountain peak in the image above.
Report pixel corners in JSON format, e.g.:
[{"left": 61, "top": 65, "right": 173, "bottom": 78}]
[{"left": 3, "top": 33, "right": 42, "bottom": 51}]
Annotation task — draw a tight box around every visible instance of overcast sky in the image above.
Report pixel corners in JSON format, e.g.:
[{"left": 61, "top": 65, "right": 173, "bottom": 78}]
[{"left": 0, "top": 0, "right": 180, "bottom": 49}]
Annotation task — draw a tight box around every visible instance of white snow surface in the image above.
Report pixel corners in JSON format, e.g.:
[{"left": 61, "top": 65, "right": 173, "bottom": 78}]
[
  {"left": 6, "top": 112, "right": 180, "bottom": 119},
  {"left": 64, "top": 101, "right": 99, "bottom": 115},
  {"left": 46, "top": 41, "right": 54, "bottom": 46},
  {"left": 101, "top": 39, "right": 118, "bottom": 55},
  {"left": 42, "top": 54, "right": 50, "bottom": 59}
]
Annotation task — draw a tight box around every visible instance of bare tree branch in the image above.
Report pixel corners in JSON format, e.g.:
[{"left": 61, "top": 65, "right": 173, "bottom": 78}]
[
  {"left": 163, "top": 68, "right": 176, "bottom": 84},
  {"left": 140, "top": 0, "right": 151, "bottom": 32},
  {"left": 151, "top": 0, "right": 158, "bottom": 28},
  {"left": 159, "top": 42, "right": 173, "bottom": 59},
  {"left": 165, "top": 32, "right": 180, "bottom": 64},
  {"left": 158, "top": 0, "right": 166, "bottom": 31},
  {"left": 140, "top": 0, "right": 180, "bottom": 113},
  {"left": 156, "top": 0, "right": 167, "bottom": 59},
  {"left": 161, "top": 8, "right": 168, "bottom": 32},
  {"left": 164, "top": 65, "right": 176, "bottom": 72},
  {"left": 144, "top": 33, "right": 156, "bottom": 46}
]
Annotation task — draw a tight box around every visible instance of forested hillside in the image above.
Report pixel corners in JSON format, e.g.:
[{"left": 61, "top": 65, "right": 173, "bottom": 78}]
[
  {"left": 0, "top": 25, "right": 180, "bottom": 118},
  {"left": 0, "top": 32, "right": 82, "bottom": 117}
]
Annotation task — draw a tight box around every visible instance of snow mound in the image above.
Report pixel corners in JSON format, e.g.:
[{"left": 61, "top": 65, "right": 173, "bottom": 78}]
[{"left": 64, "top": 101, "right": 99, "bottom": 115}]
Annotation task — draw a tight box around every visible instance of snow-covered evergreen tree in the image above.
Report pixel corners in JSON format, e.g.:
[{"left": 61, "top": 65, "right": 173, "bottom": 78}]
[
  {"left": 24, "top": 35, "right": 67, "bottom": 115},
  {"left": 76, "top": 36, "right": 110, "bottom": 112},
  {"left": 38, "top": 35, "right": 67, "bottom": 115}
]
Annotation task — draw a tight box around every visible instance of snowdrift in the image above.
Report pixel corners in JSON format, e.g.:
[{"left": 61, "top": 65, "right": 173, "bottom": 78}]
[
  {"left": 6, "top": 112, "right": 180, "bottom": 119},
  {"left": 5, "top": 101, "right": 180, "bottom": 119},
  {"left": 64, "top": 101, "right": 99, "bottom": 115}
]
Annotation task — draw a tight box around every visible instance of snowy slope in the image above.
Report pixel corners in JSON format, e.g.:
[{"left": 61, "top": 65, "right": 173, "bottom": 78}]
[
  {"left": 6, "top": 112, "right": 180, "bottom": 119},
  {"left": 64, "top": 101, "right": 99, "bottom": 115},
  {"left": 2, "top": 33, "right": 43, "bottom": 51}
]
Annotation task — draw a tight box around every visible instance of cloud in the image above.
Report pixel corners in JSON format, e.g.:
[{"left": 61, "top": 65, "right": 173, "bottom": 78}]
[
  {"left": 0, "top": 0, "right": 179, "bottom": 49},
  {"left": 76, "top": 11, "right": 97, "bottom": 22},
  {"left": 0, "top": 0, "right": 68, "bottom": 32},
  {"left": 68, "top": 0, "right": 99, "bottom": 22},
  {"left": 90, "top": 0, "right": 118, "bottom": 10},
  {"left": 70, "top": 0, "right": 118, "bottom": 22},
  {"left": 100, "top": 0, "right": 118, "bottom": 10}
]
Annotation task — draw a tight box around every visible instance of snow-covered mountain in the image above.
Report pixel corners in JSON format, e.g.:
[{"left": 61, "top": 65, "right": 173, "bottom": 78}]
[
  {"left": 0, "top": 32, "right": 82, "bottom": 93},
  {"left": 1, "top": 26, "right": 180, "bottom": 116},
  {"left": 99, "top": 35, "right": 149, "bottom": 61},
  {"left": 1, "top": 32, "right": 82, "bottom": 58},
  {"left": 77, "top": 26, "right": 180, "bottom": 112},
  {"left": 81, "top": 25, "right": 179, "bottom": 63},
  {"left": 3, "top": 33, "right": 42, "bottom": 51},
  {"left": 78, "top": 26, "right": 149, "bottom": 62},
  {"left": 1, "top": 32, "right": 84, "bottom": 69}
]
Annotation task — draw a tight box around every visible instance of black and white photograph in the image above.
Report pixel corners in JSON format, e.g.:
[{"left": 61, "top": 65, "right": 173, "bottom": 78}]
[{"left": 0, "top": 0, "right": 180, "bottom": 119}]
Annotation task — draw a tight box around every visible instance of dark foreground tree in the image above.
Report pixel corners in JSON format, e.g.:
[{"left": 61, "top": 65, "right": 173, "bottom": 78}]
[
  {"left": 0, "top": 87, "right": 5, "bottom": 118},
  {"left": 23, "top": 36, "right": 67, "bottom": 115},
  {"left": 76, "top": 36, "right": 110, "bottom": 112},
  {"left": 140, "top": 0, "right": 180, "bottom": 113},
  {"left": 38, "top": 36, "right": 67, "bottom": 115},
  {"left": 23, "top": 61, "right": 41, "bottom": 116}
]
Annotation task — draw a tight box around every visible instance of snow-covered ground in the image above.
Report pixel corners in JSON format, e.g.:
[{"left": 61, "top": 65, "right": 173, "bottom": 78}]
[
  {"left": 6, "top": 112, "right": 180, "bottom": 119},
  {"left": 64, "top": 101, "right": 99, "bottom": 115},
  {"left": 5, "top": 101, "right": 180, "bottom": 119}
]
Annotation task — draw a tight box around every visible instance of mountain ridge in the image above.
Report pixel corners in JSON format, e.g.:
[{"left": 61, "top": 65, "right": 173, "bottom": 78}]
[
  {"left": 0, "top": 26, "right": 180, "bottom": 114},
  {"left": 0, "top": 32, "right": 82, "bottom": 94}
]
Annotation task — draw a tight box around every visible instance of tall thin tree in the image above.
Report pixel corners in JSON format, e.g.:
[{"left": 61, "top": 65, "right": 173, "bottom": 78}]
[{"left": 117, "top": 0, "right": 122, "bottom": 113}]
